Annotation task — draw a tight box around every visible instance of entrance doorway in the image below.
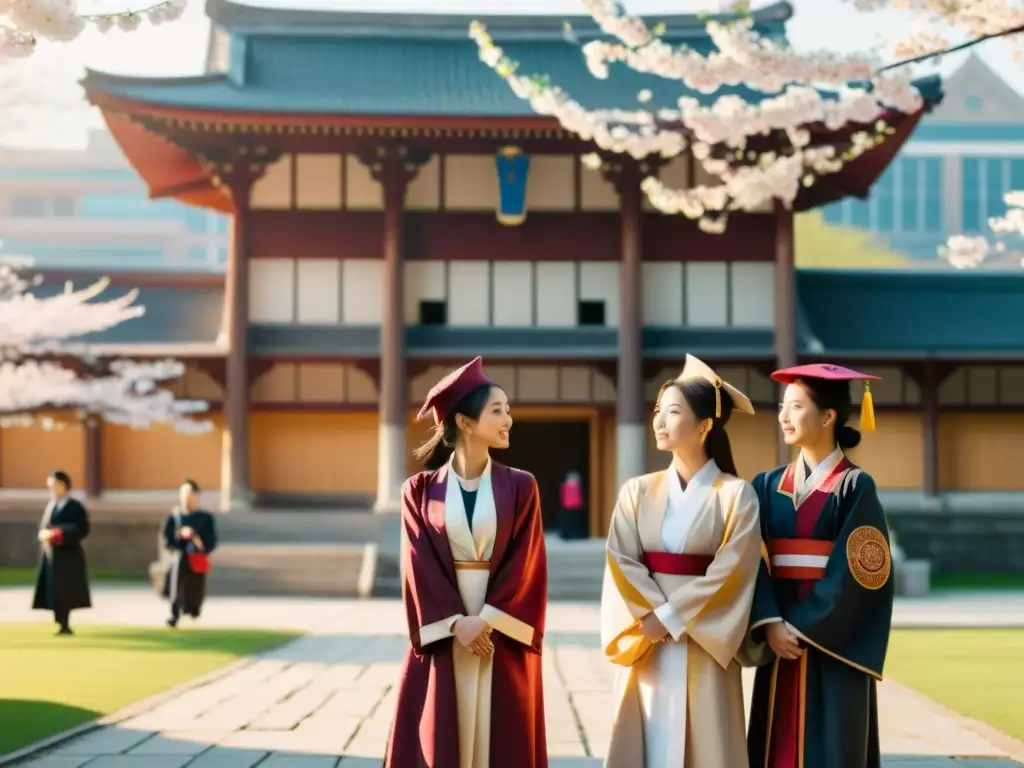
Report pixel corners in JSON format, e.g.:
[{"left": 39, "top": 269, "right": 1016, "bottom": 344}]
[{"left": 495, "top": 420, "right": 591, "bottom": 530}]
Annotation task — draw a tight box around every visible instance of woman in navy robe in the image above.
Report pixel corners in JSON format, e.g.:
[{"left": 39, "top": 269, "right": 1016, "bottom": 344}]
[
  {"left": 745, "top": 364, "right": 895, "bottom": 768},
  {"left": 162, "top": 479, "right": 218, "bottom": 628},
  {"left": 385, "top": 356, "right": 548, "bottom": 768}
]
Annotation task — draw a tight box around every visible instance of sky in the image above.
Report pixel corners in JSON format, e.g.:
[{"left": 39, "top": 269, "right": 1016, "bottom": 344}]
[{"left": 0, "top": 0, "right": 1021, "bottom": 150}]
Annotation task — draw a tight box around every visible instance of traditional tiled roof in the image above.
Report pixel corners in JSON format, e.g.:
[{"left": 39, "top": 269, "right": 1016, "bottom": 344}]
[
  {"left": 798, "top": 269, "right": 1024, "bottom": 359},
  {"left": 82, "top": 0, "right": 940, "bottom": 119},
  {"left": 30, "top": 271, "right": 225, "bottom": 351}
]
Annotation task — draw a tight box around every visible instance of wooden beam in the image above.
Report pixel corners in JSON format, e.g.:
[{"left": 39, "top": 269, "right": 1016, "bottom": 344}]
[{"left": 248, "top": 209, "right": 779, "bottom": 263}]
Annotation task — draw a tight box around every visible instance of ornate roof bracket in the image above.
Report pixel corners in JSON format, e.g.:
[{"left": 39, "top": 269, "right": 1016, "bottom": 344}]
[
  {"left": 356, "top": 144, "right": 434, "bottom": 191},
  {"left": 130, "top": 112, "right": 282, "bottom": 202}
]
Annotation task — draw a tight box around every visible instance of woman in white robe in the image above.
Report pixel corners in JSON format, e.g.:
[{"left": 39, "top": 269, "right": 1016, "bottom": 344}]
[{"left": 601, "top": 355, "right": 763, "bottom": 768}]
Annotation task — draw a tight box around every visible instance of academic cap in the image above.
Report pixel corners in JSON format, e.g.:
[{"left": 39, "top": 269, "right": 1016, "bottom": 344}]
[
  {"left": 675, "top": 354, "right": 755, "bottom": 417},
  {"left": 771, "top": 363, "right": 879, "bottom": 432},
  {"left": 416, "top": 356, "right": 495, "bottom": 424}
]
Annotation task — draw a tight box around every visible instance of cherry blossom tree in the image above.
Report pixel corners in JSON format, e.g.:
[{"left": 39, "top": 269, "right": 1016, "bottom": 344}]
[
  {"left": 0, "top": 256, "right": 211, "bottom": 432},
  {"left": 0, "top": 0, "right": 187, "bottom": 58},
  {"left": 469, "top": 0, "right": 1024, "bottom": 239}
]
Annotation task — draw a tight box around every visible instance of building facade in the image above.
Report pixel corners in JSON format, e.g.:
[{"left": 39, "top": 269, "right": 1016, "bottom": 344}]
[
  {"left": 818, "top": 54, "right": 1024, "bottom": 268},
  {"left": 19, "top": 0, "right": 1024, "bottom": 564},
  {"left": 0, "top": 128, "right": 228, "bottom": 271}
]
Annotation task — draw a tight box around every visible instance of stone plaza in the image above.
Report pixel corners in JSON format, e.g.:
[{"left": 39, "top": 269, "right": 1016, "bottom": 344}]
[{"left": 1, "top": 587, "right": 1023, "bottom": 768}]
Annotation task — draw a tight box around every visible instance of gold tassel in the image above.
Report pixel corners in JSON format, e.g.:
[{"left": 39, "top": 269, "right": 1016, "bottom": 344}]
[
  {"left": 861, "top": 383, "right": 876, "bottom": 432},
  {"left": 714, "top": 382, "right": 722, "bottom": 418}
]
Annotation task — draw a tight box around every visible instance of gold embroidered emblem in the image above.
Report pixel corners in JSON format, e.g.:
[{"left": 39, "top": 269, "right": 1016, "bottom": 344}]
[{"left": 846, "top": 526, "right": 891, "bottom": 590}]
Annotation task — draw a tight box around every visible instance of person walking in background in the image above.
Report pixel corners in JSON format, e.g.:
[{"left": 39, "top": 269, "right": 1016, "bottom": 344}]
[
  {"left": 385, "top": 356, "right": 548, "bottom": 768},
  {"left": 162, "top": 479, "right": 218, "bottom": 629},
  {"left": 33, "top": 470, "right": 91, "bottom": 636},
  {"left": 745, "top": 364, "right": 894, "bottom": 768},
  {"left": 558, "top": 470, "right": 586, "bottom": 540},
  {"left": 601, "top": 355, "right": 762, "bottom": 768}
]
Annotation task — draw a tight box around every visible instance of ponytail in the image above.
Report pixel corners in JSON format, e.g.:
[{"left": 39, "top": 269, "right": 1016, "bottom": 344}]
[
  {"left": 836, "top": 423, "right": 862, "bottom": 451},
  {"left": 410, "top": 384, "right": 494, "bottom": 471},
  {"left": 705, "top": 425, "right": 739, "bottom": 477},
  {"left": 411, "top": 422, "right": 456, "bottom": 471}
]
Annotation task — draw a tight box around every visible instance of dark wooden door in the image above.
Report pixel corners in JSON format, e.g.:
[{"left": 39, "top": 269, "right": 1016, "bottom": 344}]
[{"left": 494, "top": 420, "right": 590, "bottom": 530}]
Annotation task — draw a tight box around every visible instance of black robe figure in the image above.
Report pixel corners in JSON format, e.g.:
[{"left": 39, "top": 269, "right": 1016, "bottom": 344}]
[
  {"left": 162, "top": 480, "right": 218, "bottom": 627},
  {"left": 745, "top": 364, "right": 895, "bottom": 768},
  {"left": 32, "top": 470, "right": 91, "bottom": 635}
]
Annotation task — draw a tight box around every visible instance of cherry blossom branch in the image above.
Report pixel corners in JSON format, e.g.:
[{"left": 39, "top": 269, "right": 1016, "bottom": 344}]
[
  {"left": 469, "top": 12, "right": 913, "bottom": 231},
  {"left": 0, "top": 255, "right": 211, "bottom": 432},
  {"left": 0, "top": 0, "right": 187, "bottom": 58},
  {"left": 877, "top": 20, "right": 1024, "bottom": 72}
]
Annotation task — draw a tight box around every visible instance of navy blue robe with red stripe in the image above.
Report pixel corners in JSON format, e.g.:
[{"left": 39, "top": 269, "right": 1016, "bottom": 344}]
[{"left": 747, "top": 459, "right": 894, "bottom": 768}]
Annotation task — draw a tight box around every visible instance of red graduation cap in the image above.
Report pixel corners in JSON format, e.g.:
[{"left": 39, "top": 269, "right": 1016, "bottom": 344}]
[
  {"left": 416, "top": 356, "right": 495, "bottom": 424},
  {"left": 771, "top": 363, "right": 880, "bottom": 432}
]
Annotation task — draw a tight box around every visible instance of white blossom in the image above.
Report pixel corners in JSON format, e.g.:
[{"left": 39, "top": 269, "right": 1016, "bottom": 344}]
[
  {"left": 0, "top": 0, "right": 188, "bottom": 57},
  {"left": 0, "top": 254, "right": 211, "bottom": 432},
  {"left": 470, "top": 2, "right": 1021, "bottom": 236},
  {"left": 939, "top": 191, "right": 1023, "bottom": 268}
]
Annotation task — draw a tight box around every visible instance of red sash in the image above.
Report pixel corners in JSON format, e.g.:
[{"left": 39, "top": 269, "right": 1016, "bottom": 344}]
[{"left": 643, "top": 551, "right": 714, "bottom": 576}]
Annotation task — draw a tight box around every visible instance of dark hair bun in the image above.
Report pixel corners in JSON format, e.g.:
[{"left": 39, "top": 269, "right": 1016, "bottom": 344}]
[{"left": 837, "top": 424, "right": 862, "bottom": 450}]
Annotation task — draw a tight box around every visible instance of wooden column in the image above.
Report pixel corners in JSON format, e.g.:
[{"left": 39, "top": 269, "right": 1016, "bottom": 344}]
[
  {"left": 83, "top": 417, "right": 101, "bottom": 499},
  {"left": 605, "top": 159, "right": 647, "bottom": 491},
  {"left": 920, "top": 361, "right": 940, "bottom": 497},
  {"left": 203, "top": 146, "right": 276, "bottom": 512},
  {"left": 774, "top": 201, "right": 797, "bottom": 464},
  {"left": 361, "top": 146, "right": 429, "bottom": 514}
]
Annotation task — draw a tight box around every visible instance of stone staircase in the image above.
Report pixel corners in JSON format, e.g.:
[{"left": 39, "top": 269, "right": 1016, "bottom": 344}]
[
  {"left": 372, "top": 534, "right": 607, "bottom": 602},
  {"left": 151, "top": 510, "right": 383, "bottom": 598},
  {"left": 544, "top": 536, "right": 606, "bottom": 601},
  {"left": 206, "top": 543, "right": 371, "bottom": 597}
]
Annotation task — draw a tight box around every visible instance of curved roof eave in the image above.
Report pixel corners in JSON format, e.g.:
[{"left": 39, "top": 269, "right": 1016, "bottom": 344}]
[{"left": 204, "top": 0, "right": 794, "bottom": 41}]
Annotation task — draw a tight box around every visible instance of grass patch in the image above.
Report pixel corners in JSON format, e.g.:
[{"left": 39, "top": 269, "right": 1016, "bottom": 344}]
[
  {"left": 0, "top": 566, "right": 144, "bottom": 586},
  {"left": 931, "top": 571, "right": 1024, "bottom": 591},
  {"left": 887, "top": 628, "right": 1024, "bottom": 742},
  {"left": 0, "top": 624, "right": 298, "bottom": 755}
]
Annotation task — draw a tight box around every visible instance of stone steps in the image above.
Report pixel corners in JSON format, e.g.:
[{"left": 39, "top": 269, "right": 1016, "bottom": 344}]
[
  {"left": 215, "top": 510, "right": 380, "bottom": 545},
  {"left": 193, "top": 543, "right": 371, "bottom": 597},
  {"left": 373, "top": 536, "right": 607, "bottom": 601}
]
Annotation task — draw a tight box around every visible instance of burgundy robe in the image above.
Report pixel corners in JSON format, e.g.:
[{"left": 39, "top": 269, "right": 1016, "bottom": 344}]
[{"left": 384, "top": 461, "right": 548, "bottom": 768}]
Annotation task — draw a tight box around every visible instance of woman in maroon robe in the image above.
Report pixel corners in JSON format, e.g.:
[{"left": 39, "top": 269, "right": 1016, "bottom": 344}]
[{"left": 384, "top": 356, "right": 548, "bottom": 768}]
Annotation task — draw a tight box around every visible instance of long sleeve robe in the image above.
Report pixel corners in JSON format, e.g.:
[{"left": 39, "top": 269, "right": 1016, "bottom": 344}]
[
  {"left": 32, "top": 496, "right": 92, "bottom": 615},
  {"left": 746, "top": 449, "right": 894, "bottom": 768},
  {"left": 600, "top": 461, "right": 762, "bottom": 768},
  {"left": 385, "top": 458, "right": 548, "bottom": 768},
  {"left": 161, "top": 508, "right": 219, "bottom": 618}
]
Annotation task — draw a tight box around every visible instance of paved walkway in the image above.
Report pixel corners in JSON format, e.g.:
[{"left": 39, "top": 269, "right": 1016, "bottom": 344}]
[{"left": 2, "top": 588, "right": 1022, "bottom": 768}]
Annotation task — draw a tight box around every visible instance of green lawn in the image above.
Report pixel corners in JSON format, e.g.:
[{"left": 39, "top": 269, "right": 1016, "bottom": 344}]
[
  {"left": 931, "top": 571, "right": 1024, "bottom": 591},
  {"left": 0, "top": 566, "right": 144, "bottom": 586},
  {"left": 0, "top": 624, "right": 299, "bottom": 755},
  {"left": 887, "top": 628, "right": 1024, "bottom": 742}
]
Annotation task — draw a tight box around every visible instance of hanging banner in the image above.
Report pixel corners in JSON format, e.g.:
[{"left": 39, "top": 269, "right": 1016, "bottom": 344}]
[{"left": 494, "top": 146, "right": 531, "bottom": 226}]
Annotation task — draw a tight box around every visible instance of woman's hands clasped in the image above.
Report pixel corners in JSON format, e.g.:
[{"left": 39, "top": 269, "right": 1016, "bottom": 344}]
[
  {"left": 453, "top": 616, "right": 495, "bottom": 656},
  {"left": 765, "top": 621, "right": 804, "bottom": 660}
]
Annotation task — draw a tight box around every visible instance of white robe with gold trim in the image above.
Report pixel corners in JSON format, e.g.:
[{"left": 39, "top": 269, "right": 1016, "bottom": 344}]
[{"left": 600, "top": 461, "right": 763, "bottom": 768}]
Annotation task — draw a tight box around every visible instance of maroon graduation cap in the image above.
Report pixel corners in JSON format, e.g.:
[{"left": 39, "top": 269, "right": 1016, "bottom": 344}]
[
  {"left": 416, "top": 356, "right": 495, "bottom": 424},
  {"left": 771, "top": 363, "right": 880, "bottom": 432}
]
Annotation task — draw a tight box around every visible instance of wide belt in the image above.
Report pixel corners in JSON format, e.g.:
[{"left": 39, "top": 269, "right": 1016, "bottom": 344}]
[
  {"left": 643, "top": 551, "right": 715, "bottom": 577},
  {"left": 453, "top": 560, "right": 490, "bottom": 571},
  {"left": 767, "top": 538, "right": 833, "bottom": 580}
]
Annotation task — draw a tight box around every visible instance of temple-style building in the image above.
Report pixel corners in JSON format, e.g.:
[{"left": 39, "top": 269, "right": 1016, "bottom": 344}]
[
  {"left": 68, "top": 0, "right": 958, "bottom": 538},
  {"left": 0, "top": 0, "right": 1016, "bottom": 578}
]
